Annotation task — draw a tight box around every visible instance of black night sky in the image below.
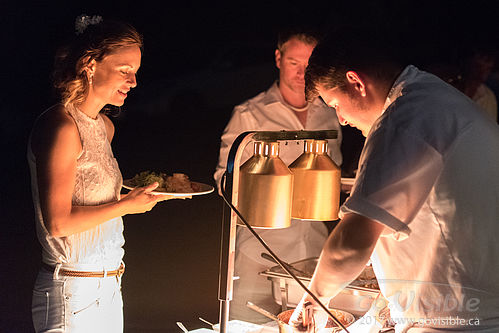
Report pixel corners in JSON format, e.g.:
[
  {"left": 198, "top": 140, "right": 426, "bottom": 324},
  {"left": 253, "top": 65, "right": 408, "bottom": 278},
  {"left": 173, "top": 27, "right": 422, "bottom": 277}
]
[{"left": 1, "top": 1, "right": 497, "bottom": 332}]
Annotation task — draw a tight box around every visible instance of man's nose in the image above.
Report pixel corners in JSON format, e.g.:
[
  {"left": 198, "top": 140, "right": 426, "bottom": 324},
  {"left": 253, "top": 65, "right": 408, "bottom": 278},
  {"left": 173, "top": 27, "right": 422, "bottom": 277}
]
[{"left": 297, "top": 64, "right": 306, "bottom": 76}]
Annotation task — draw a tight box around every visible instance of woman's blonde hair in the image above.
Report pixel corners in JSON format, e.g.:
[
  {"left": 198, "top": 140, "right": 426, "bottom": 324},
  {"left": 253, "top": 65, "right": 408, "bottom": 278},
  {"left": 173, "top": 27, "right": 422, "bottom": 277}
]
[{"left": 53, "top": 19, "right": 143, "bottom": 107}]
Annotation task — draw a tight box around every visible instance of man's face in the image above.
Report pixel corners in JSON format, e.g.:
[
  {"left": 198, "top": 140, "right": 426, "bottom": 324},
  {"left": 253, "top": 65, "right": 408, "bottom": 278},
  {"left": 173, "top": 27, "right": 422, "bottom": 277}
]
[
  {"left": 275, "top": 38, "right": 315, "bottom": 95},
  {"left": 317, "top": 83, "right": 373, "bottom": 136}
]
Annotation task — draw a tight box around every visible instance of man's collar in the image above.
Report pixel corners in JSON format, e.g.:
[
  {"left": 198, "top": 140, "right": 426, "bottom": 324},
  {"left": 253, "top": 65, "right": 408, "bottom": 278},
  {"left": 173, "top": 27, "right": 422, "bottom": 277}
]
[
  {"left": 381, "top": 65, "right": 418, "bottom": 113},
  {"left": 261, "top": 81, "right": 282, "bottom": 106},
  {"left": 262, "top": 81, "right": 321, "bottom": 110}
]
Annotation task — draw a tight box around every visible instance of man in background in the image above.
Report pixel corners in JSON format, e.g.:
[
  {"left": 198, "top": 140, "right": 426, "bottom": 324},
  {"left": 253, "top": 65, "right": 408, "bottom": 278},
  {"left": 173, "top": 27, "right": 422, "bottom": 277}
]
[
  {"left": 213, "top": 27, "right": 342, "bottom": 323},
  {"left": 459, "top": 46, "right": 497, "bottom": 122}
]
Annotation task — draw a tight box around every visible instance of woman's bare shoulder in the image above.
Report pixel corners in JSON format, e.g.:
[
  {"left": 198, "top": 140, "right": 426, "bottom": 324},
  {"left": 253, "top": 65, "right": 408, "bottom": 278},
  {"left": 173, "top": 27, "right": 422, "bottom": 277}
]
[
  {"left": 31, "top": 105, "right": 81, "bottom": 155},
  {"left": 35, "top": 105, "right": 76, "bottom": 128}
]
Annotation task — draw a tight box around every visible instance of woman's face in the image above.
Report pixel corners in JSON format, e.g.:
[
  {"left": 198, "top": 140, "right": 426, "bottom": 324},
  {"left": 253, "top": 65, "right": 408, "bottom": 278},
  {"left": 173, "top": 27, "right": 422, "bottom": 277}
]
[{"left": 89, "top": 45, "right": 141, "bottom": 107}]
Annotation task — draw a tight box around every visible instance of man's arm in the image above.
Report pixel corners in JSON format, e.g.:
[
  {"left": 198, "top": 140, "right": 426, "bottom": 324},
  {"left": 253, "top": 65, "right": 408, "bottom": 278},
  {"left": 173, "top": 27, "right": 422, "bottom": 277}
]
[
  {"left": 213, "top": 104, "right": 256, "bottom": 193},
  {"left": 291, "top": 212, "right": 385, "bottom": 328},
  {"left": 311, "top": 213, "right": 384, "bottom": 298}
]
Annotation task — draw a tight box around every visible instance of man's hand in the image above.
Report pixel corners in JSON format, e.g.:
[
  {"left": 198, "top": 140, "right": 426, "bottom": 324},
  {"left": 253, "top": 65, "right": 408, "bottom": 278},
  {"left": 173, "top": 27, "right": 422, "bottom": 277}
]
[
  {"left": 289, "top": 298, "right": 330, "bottom": 332},
  {"left": 289, "top": 213, "right": 384, "bottom": 331}
]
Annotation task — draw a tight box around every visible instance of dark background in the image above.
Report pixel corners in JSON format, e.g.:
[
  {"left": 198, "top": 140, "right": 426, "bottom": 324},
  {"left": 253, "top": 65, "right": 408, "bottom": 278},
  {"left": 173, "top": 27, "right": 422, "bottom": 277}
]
[{"left": 1, "top": 1, "right": 497, "bottom": 332}]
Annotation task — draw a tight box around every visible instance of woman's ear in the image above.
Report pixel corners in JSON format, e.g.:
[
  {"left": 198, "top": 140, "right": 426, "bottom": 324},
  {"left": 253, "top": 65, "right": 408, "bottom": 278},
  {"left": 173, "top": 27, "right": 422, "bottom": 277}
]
[
  {"left": 83, "top": 57, "right": 96, "bottom": 77},
  {"left": 346, "top": 71, "right": 367, "bottom": 97}
]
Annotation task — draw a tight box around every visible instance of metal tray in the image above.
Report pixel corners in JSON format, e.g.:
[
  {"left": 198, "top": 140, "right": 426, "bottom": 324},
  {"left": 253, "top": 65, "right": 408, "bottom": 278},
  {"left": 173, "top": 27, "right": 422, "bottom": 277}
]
[{"left": 259, "top": 257, "right": 380, "bottom": 317}]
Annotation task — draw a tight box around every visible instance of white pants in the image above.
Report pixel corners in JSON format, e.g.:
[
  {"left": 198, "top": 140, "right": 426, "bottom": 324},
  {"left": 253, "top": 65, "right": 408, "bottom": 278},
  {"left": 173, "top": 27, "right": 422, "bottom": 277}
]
[{"left": 32, "top": 269, "right": 123, "bottom": 333}]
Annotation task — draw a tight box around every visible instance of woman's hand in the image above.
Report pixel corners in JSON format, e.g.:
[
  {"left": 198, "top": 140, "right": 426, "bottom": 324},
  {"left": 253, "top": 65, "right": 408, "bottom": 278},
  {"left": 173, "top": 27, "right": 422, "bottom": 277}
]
[{"left": 120, "top": 182, "right": 176, "bottom": 214}]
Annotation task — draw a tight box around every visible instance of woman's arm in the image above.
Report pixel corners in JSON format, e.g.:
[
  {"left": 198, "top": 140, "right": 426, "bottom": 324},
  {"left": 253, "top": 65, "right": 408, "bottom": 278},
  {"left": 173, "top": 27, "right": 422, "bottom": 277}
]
[{"left": 31, "top": 108, "right": 167, "bottom": 237}]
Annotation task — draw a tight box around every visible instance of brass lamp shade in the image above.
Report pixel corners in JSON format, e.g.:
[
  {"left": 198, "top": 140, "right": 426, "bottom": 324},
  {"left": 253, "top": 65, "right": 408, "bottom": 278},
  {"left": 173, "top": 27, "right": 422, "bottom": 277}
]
[
  {"left": 289, "top": 140, "right": 341, "bottom": 221},
  {"left": 237, "top": 141, "right": 293, "bottom": 229}
]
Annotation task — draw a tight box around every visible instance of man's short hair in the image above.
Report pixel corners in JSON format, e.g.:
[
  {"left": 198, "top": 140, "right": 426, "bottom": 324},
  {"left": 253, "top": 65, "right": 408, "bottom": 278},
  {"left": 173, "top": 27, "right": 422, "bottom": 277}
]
[
  {"left": 305, "top": 27, "right": 405, "bottom": 101},
  {"left": 277, "top": 27, "right": 321, "bottom": 54}
]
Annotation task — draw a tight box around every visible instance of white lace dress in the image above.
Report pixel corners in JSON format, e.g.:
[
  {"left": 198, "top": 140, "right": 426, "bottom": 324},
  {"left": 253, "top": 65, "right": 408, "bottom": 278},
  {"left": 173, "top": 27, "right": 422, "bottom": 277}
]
[{"left": 28, "top": 104, "right": 124, "bottom": 270}]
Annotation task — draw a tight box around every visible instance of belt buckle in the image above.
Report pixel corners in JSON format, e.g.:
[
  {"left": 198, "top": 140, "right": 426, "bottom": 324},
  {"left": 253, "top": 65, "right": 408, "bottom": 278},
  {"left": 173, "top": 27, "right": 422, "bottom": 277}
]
[{"left": 117, "top": 263, "right": 125, "bottom": 277}]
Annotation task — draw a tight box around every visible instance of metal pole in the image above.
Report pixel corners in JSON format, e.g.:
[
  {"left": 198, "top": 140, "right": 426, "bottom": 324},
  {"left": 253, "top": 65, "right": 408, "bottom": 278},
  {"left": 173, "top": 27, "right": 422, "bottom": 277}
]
[{"left": 218, "top": 132, "right": 256, "bottom": 333}]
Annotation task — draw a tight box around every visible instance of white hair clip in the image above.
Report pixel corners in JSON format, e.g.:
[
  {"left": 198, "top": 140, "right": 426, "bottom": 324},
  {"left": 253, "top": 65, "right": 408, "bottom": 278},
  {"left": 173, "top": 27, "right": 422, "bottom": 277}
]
[{"left": 75, "top": 14, "right": 103, "bottom": 35}]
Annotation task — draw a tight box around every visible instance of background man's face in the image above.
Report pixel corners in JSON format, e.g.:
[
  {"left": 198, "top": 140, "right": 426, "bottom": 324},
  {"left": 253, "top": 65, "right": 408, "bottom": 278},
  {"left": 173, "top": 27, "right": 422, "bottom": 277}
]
[{"left": 275, "top": 38, "right": 316, "bottom": 96}]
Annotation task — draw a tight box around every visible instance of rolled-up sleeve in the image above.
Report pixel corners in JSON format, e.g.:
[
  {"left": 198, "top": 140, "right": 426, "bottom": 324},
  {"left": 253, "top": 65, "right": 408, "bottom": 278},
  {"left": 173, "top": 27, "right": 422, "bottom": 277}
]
[{"left": 340, "top": 121, "right": 444, "bottom": 240}]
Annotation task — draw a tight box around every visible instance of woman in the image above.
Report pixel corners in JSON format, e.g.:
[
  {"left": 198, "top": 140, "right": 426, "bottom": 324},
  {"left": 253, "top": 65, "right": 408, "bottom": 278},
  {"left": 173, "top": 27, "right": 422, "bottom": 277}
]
[{"left": 29, "top": 16, "right": 169, "bottom": 332}]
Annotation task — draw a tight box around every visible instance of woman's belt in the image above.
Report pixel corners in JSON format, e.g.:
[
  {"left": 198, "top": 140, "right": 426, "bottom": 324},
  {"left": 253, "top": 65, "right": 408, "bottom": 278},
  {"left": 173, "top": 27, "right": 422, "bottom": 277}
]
[{"left": 41, "top": 262, "right": 125, "bottom": 278}]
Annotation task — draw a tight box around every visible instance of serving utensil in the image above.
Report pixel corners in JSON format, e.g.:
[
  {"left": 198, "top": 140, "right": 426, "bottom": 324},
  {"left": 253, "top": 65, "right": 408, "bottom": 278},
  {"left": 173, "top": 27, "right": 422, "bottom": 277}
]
[
  {"left": 176, "top": 321, "right": 189, "bottom": 333},
  {"left": 198, "top": 317, "right": 216, "bottom": 329},
  {"left": 261, "top": 252, "right": 310, "bottom": 277}
]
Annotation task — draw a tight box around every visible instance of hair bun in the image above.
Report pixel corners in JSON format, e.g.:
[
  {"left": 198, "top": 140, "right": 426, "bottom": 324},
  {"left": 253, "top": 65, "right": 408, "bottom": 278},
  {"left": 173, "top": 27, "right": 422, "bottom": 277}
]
[{"left": 75, "top": 14, "right": 103, "bottom": 35}]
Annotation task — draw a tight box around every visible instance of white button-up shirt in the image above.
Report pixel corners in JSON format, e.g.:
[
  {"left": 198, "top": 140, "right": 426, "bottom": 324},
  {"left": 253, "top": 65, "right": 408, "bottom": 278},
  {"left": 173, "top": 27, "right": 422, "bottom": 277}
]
[
  {"left": 213, "top": 82, "right": 342, "bottom": 320},
  {"left": 214, "top": 81, "right": 342, "bottom": 187},
  {"left": 341, "top": 65, "right": 499, "bottom": 332}
]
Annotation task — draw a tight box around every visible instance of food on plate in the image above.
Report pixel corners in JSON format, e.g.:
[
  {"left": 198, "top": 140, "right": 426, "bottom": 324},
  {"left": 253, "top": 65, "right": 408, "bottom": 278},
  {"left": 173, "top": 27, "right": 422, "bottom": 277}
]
[
  {"left": 129, "top": 171, "right": 200, "bottom": 193},
  {"left": 130, "top": 171, "right": 165, "bottom": 187},
  {"left": 165, "top": 173, "right": 200, "bottom": 192}
]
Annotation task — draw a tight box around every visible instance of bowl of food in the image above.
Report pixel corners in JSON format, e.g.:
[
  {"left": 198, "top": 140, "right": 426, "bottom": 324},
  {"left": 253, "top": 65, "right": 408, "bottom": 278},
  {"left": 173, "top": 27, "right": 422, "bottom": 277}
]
[{"left": 277, "top": 308, "right": 355, "bottom": 333}]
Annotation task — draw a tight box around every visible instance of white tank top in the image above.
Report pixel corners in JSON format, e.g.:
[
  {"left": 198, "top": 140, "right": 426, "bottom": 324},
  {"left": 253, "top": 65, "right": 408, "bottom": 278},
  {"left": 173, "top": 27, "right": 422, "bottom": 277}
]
[{"left": 28, "top": 104, "right": 124, "bottom": 270}]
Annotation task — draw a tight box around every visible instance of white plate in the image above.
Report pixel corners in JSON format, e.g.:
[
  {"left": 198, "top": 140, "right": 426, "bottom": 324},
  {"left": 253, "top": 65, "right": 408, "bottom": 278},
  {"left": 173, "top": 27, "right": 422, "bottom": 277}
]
[
  {"left": 341, "top": 177, "right": 355, "bottom": 186},
  {"left": 122, "top": 179, "right": 214, "bottom": 197}
]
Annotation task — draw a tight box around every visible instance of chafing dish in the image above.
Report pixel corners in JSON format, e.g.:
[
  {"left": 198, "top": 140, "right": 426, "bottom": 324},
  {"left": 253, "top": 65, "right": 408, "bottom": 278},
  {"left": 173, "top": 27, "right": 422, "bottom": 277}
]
[{"left": 259, "top": 257, "right": 380, "bottom": 317}]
